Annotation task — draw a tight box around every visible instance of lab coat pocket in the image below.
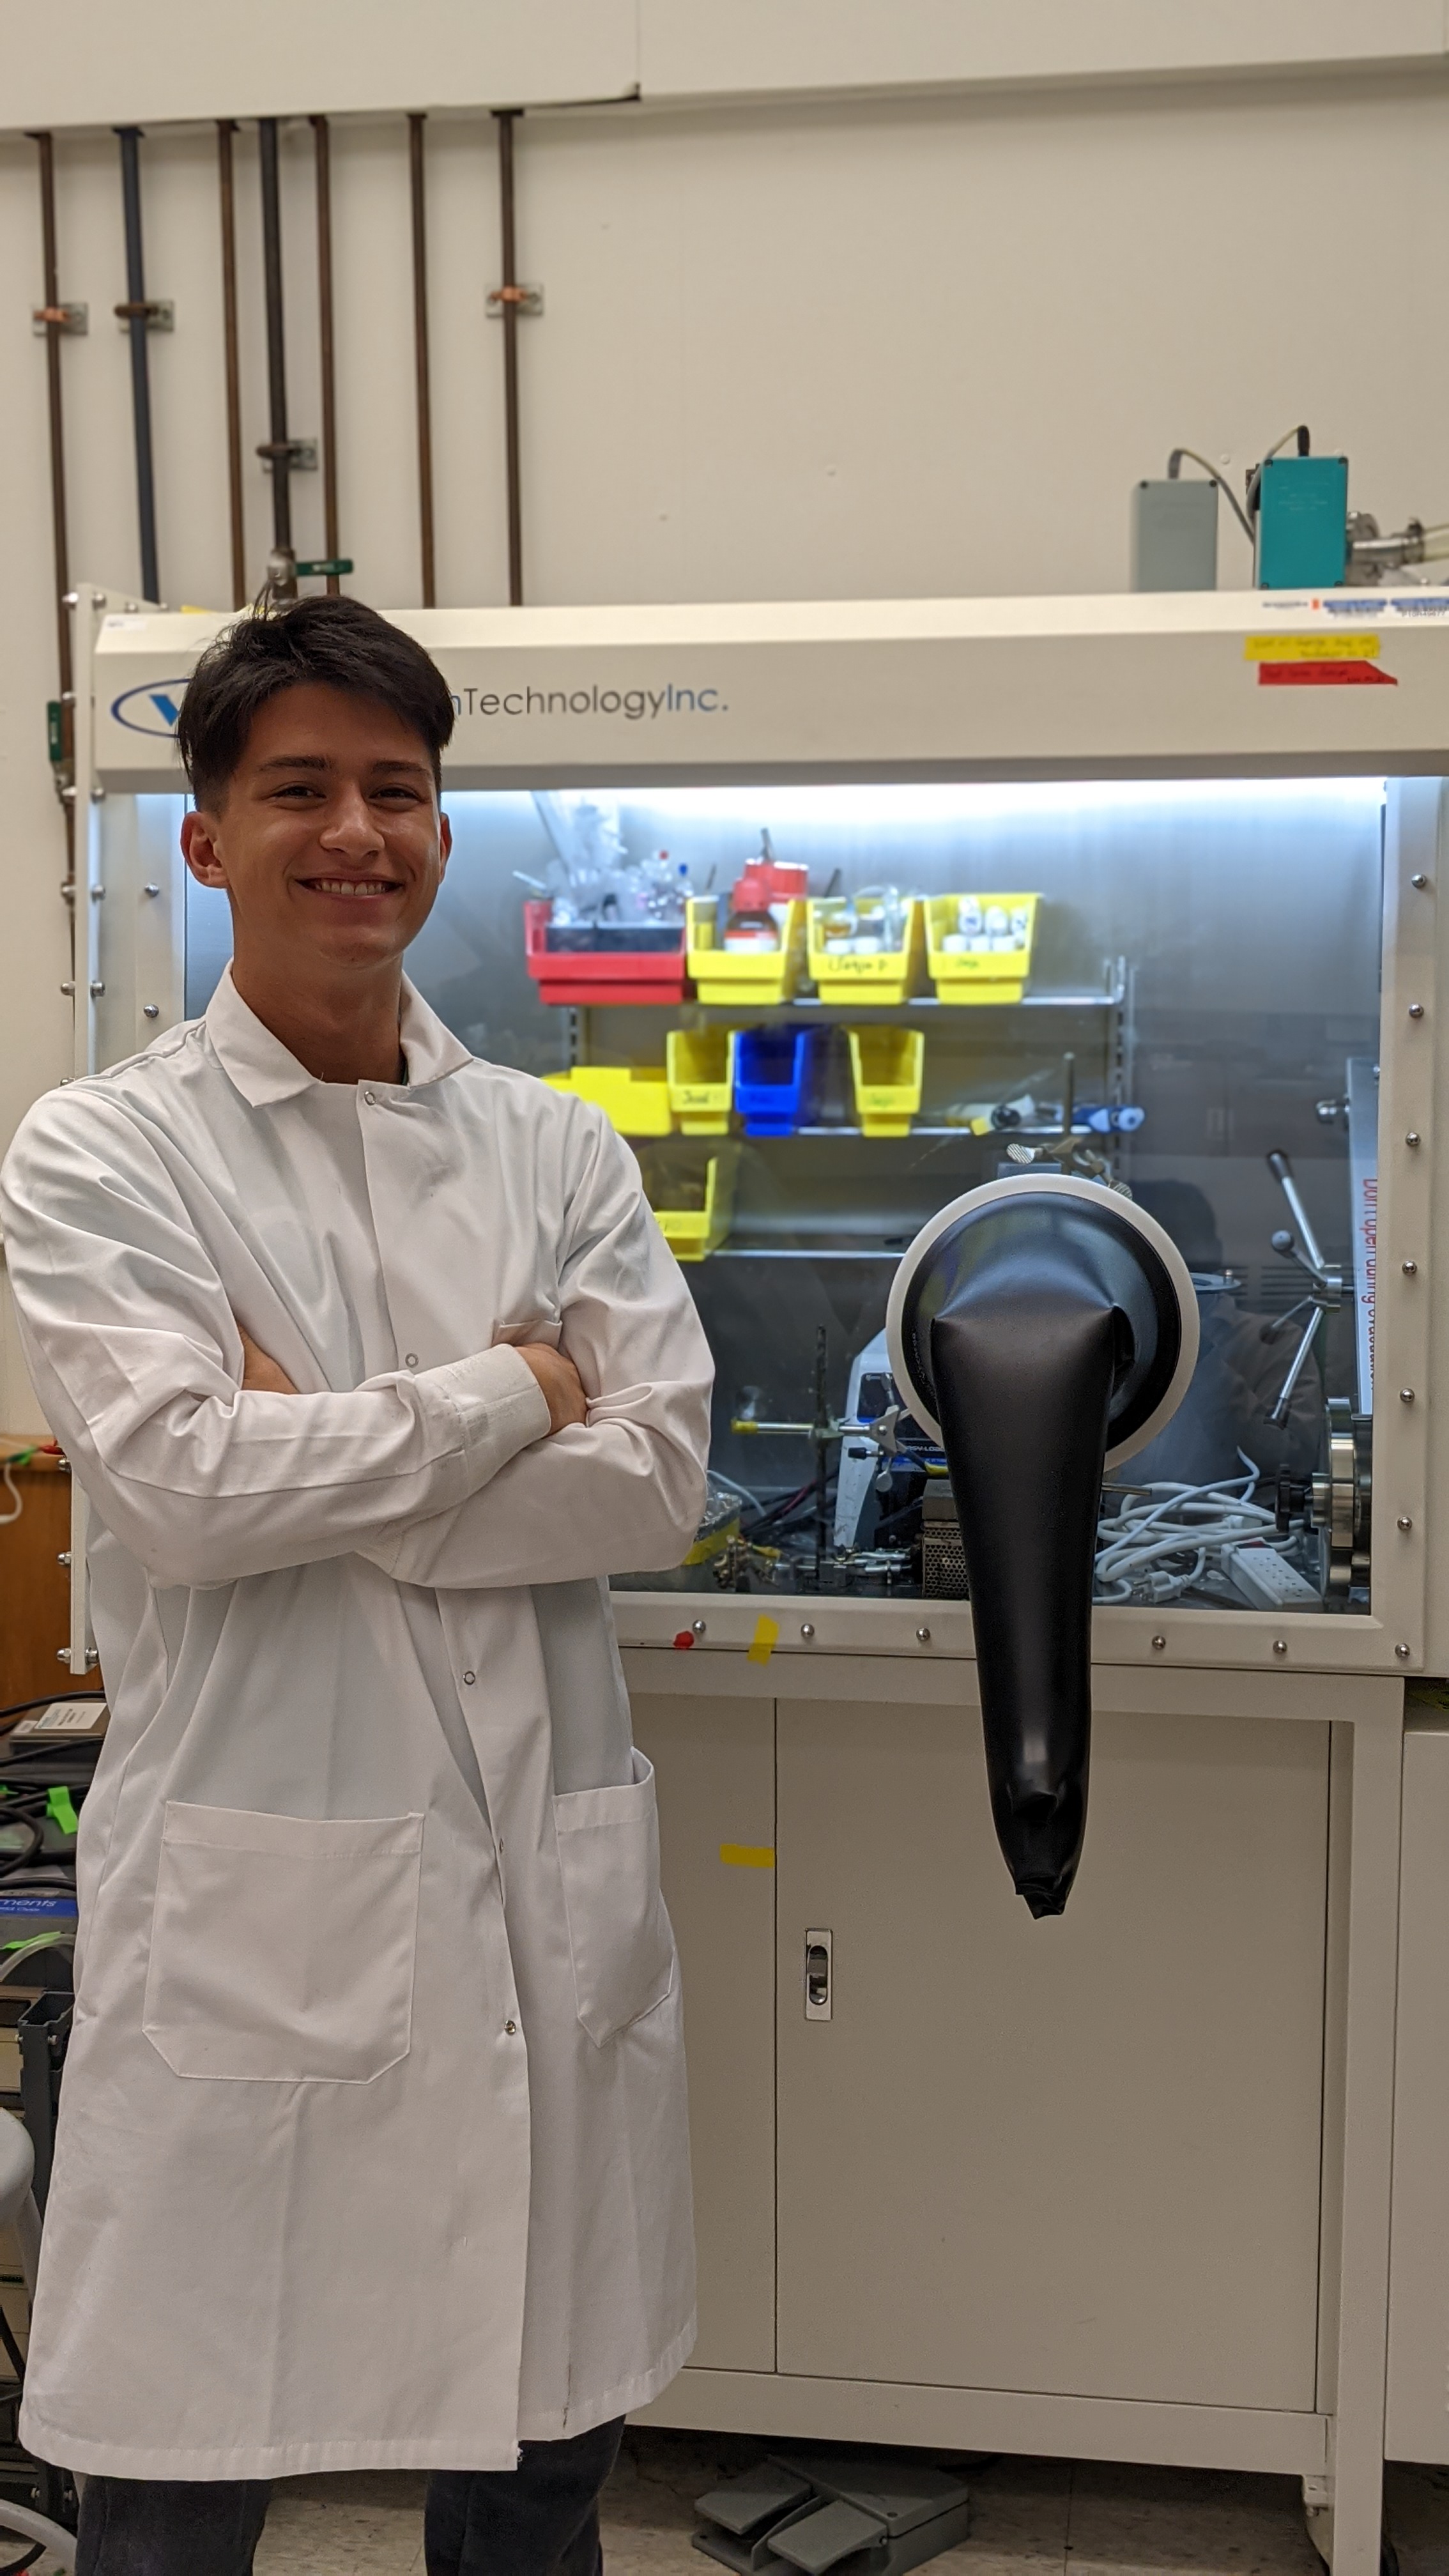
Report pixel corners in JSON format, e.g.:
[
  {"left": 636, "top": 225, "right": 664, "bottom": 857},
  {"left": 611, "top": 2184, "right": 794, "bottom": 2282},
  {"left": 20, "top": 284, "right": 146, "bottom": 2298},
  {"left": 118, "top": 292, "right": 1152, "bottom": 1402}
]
[
  {"left": 143, "top": 1803, "right": 424, "bottom": 2083},
  {"left": 553, "top": 1750, "right": 676, "bottom": 2046}
]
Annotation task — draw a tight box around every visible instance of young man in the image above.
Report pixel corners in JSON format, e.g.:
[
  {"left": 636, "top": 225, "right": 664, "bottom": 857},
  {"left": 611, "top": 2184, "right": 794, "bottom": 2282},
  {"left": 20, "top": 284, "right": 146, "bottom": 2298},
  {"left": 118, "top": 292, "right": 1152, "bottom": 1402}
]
[{"left": 0, "top": 598, "right": 714, "bottom": 2576}]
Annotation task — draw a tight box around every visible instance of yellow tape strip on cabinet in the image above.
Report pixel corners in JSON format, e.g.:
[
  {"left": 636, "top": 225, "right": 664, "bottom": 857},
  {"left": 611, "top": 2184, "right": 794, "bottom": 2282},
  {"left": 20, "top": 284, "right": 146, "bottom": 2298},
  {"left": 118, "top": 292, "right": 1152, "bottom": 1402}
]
[
  {"left": 720, "top": 1844, "right": 776, "bottom": 1869},
  {"left": 746, "top": 1614, "right": 779, "bottom": 1664}
]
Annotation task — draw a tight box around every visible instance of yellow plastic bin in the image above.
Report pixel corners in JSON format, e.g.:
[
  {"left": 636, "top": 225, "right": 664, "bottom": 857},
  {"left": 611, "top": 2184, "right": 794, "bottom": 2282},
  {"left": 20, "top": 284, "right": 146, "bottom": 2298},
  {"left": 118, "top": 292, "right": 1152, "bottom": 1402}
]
[
  {"left": 847, "top": 1027, "right": 925, "bottom": 1137},
  {"left": 651, "top": 1154, "right": 735, "bottom": 1262},
  {"left": 544, "top": 1066, "right": 676, "bottom": 1136},
  {"left": 808, "top": 896, "right": 924, "bottom": 1006},
  {"left": 686, "top": 898, "right": 807, "bottom": 1007},
  {"left": 926, "top": 893, "right": 1040, "bottom": 1004},
  {"left": 666, "top": 1028, "right": 740, "bottom": 1135}
]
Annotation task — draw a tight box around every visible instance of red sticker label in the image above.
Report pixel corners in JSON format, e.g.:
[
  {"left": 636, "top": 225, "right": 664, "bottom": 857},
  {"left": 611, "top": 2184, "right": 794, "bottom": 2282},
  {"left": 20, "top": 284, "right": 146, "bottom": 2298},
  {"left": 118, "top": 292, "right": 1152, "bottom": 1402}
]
[{"left": 1258, "top": 662, "right": 1397, "bottom": 687}]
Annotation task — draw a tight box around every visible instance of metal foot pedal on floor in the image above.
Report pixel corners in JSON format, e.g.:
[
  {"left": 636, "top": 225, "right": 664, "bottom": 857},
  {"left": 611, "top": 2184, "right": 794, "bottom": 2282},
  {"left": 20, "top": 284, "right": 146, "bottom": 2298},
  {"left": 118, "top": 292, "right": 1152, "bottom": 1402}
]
[{"left": 694, "top": 2452, "right": 972, "bottom": 2576}]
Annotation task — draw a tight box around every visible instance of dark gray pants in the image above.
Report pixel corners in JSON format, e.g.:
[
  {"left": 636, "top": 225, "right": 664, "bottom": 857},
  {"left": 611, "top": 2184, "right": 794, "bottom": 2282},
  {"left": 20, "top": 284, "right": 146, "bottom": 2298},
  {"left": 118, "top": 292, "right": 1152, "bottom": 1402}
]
[{"left": 75, "top": 2417, "right": 625, "bottom": 2576}]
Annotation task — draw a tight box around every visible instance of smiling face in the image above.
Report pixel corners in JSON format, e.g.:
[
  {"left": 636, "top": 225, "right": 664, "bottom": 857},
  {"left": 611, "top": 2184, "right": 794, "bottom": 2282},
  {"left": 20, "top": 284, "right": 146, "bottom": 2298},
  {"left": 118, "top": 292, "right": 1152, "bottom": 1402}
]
[{"left": 180, "top": 682, "right": 452, "bottom": 989}]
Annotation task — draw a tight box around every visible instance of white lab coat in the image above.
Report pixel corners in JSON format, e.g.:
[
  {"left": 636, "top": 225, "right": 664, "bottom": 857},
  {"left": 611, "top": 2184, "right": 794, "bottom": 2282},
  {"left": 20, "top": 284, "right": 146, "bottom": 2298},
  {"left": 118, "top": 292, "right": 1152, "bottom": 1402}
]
[{"left": 0, "top": 969, "right": 713, "bottom": 2480}]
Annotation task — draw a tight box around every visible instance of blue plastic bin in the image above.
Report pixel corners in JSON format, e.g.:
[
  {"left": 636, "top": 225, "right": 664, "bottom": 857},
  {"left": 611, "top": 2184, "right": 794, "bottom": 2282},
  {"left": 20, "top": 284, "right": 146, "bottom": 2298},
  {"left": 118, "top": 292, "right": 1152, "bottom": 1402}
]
[{"left": 733, "top": 1028, "right": 812, "bottom": 1138}]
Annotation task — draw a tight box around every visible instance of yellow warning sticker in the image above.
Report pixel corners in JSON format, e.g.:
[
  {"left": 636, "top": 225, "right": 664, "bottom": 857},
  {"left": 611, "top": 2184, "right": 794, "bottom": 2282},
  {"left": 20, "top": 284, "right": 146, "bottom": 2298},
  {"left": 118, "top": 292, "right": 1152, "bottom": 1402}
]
[
  {"left": 1245, "top": 633, "right": 1380, "bottom": 662},
  {"left": 720, "top": 1844, "right": 776, "bottom": 1869},
  {"left": 746, "top": 1614, "right": 779, "bottom": 1665}
]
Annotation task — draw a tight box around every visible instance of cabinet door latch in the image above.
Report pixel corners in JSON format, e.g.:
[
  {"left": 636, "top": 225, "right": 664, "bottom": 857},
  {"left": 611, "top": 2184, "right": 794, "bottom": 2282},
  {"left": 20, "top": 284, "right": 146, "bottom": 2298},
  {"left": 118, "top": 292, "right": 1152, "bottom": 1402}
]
[{"left": 804, "top": 1929, "right": 833, "bottom": 2021}]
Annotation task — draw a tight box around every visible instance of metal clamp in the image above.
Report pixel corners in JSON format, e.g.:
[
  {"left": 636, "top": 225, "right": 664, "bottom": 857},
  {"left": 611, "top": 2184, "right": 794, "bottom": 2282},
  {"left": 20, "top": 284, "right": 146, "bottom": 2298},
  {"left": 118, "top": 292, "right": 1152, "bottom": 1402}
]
[
  {"left": 256, "top": 438, "right": 319, "bottom": 473},
  {"left": 31, "top": 302, "right": 86, "bottom": 336},
  {"left": 1276, "top": 1399, "right": 1372, "bottom": 1596},
  {"left": 114, "top": 298, "right": 173, "bottom": 332}
]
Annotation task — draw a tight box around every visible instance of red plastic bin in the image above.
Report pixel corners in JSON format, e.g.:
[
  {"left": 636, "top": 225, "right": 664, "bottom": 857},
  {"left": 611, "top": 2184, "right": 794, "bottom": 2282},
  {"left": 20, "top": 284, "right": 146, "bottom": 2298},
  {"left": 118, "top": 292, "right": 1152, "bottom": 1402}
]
[{"left": 523, "top": 901, "right": 689, "bottom": 1008}]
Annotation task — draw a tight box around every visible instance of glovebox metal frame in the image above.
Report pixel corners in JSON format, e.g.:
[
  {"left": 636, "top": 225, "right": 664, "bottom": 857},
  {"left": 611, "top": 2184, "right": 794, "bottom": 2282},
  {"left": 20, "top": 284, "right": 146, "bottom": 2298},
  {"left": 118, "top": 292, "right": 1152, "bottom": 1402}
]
[{"left": 70, "top": 586, "right": 1449, "bottom": 2576}]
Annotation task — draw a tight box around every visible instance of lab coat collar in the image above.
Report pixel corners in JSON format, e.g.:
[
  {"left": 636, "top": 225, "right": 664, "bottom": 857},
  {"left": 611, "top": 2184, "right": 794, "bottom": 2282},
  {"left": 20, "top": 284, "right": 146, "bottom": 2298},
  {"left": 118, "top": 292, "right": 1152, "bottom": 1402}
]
[{"left": 204, "top": 965, "right": 473, "bottom": 1107}]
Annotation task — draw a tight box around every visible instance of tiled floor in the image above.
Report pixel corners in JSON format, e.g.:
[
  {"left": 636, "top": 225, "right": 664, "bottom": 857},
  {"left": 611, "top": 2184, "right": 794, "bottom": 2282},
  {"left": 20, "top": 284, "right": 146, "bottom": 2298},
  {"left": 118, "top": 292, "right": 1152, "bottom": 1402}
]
[
  {"left": 233, "top": 2437, "right": 1449, "bottom": 2576},
  {"left": 13, "top": 2441, "right": 1449, "bottom": 2573}
]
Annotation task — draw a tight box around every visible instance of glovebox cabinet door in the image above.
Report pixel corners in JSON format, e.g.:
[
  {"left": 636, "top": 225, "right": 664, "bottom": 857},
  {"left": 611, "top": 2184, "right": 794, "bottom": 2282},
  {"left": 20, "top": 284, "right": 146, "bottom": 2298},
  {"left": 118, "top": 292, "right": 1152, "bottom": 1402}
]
[
  {"left": 632, "top": 1692, "right": 776, "bottom": 2372},
  {"left": 776, "top": 1695, "right": 1328, "bottom": 2408},
  {"left": 1386, "top": 1720, "right": 1449, "bottom": 2463}
]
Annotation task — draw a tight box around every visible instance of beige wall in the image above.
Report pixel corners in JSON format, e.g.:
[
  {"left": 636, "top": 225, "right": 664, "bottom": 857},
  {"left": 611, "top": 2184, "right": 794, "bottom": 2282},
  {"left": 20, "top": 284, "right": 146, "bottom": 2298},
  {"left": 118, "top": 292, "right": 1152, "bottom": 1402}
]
[{"left": 3, "top": 17, "right": 1448, "bottom": 1425}]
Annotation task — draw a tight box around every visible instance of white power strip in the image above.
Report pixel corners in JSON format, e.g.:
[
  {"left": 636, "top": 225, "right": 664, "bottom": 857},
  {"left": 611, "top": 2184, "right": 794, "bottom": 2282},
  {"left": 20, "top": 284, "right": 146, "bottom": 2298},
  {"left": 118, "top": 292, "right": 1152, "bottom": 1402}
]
[{"left": 1222, "top": 1544, "right": 1321, "bottom": 1611}]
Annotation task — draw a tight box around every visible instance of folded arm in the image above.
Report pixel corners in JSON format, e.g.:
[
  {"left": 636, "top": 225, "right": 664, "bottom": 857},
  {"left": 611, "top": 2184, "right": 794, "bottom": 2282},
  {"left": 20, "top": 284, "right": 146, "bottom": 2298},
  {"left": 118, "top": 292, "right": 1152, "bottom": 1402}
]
[
  {"left": 359, "top": 1115, "right": 714, "bottom": 1590},
  {"left": 0, "top": 1094, "right": 553, "bottom": 1590}
]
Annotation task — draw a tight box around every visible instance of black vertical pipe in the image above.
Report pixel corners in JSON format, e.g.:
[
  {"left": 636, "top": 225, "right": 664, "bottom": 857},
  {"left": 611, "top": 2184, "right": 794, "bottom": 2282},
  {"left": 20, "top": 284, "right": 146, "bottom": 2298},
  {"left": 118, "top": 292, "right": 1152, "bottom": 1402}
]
[
  {"left": 494, "top": 109, "right": 524, "bottom": 606},
  {"left": 408, "top": 114, "right": 436, "bottom": 608},
  {"left": 115, "top": 127, "right": 160, "bottom": 603},
  {"left": 26, "top": 129, "right": 74, "bottom": 878},
  {"left": 257, "top": 117, "right": 292, "bottom": 556},
  {"left": 217, "top": 121, "right": 247, "bottom": 608},
  {"left": 310, "top": 115, "right": 341, "bottom": 594}
]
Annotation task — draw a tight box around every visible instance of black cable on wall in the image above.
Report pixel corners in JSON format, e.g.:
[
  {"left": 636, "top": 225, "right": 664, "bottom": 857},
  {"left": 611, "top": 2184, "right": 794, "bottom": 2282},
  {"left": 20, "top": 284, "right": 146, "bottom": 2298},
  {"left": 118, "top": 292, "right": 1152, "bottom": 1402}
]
[
  {"left": 216, "top": 121, "right": 247, "bottom": 610},
  {"left": 310, "top": 115, "right": 342, "bottom": 596},
  {"left": 257, "top": 116, "right": 295, "bottom": 578},
  {"left": 25, "top": 128, "right": 75, "bottom": 882},
  {"left": 493, "top": 108, "right": 525, "bottom": 607},
  {"left": 114, "top": 126, "right": 160, "bottom": 604},
  {"left": 408, "top": 112, "right": 437, "bottom": 608}
]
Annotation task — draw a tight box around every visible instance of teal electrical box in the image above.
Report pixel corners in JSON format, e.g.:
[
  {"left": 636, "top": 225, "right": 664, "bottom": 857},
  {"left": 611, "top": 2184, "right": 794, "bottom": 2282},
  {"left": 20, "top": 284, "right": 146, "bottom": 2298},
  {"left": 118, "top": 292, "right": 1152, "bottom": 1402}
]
[{"left": 1255, "top": 454, "right": 1347, "bottom": 588}]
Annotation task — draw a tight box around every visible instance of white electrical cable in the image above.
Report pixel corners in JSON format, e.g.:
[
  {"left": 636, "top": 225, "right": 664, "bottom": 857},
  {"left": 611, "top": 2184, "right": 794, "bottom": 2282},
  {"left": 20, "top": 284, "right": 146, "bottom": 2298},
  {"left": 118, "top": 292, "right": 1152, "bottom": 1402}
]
[
  {"left": 0, "top": 1462, "right": 22, "bottom": 1529},
  {"left": 0, "top": 2499, "right": 77, "bottom": 2572},
  {"left": 707, "top": 1472, "right": 767, "bottom": 1515},
  {"left": 1095, "top": 1457, "right": 1292, "bottom": 1606},
  {"left": 0, "top": 1935, "right": 75, "bottom": 1986},
  {"left": 1167, "top": 447, "right": 1255, "bottom": 544}
]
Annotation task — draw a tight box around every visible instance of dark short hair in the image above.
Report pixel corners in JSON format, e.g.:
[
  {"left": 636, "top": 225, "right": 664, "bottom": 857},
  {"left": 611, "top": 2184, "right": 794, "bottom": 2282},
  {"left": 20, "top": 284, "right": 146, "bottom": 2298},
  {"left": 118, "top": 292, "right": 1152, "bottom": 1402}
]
[{"left": 176, "top": 595, "right": 456, "bottom": 809}]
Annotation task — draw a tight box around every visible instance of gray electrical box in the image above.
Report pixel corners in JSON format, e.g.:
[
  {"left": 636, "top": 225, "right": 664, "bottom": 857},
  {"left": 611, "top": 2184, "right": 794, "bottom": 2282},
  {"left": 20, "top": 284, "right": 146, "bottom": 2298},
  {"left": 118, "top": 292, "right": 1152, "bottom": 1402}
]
[{"left": 1131, "top": 477, "right": 1218, "bottom": 591}]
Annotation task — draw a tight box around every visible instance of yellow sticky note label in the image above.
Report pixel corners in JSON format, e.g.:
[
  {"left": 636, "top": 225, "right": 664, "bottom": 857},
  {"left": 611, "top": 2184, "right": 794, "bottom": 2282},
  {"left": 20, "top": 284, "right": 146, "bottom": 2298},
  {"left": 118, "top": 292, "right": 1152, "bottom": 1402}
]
[
  {"left": 720, "top": 1843, "right": 776, "bottom": 1869},
  {"left": 1245, "top": 633, "right": 1379, "bottom": 662},
  {"left": 746, "top": 1614, "right": 779, "bottom": 1664}
]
